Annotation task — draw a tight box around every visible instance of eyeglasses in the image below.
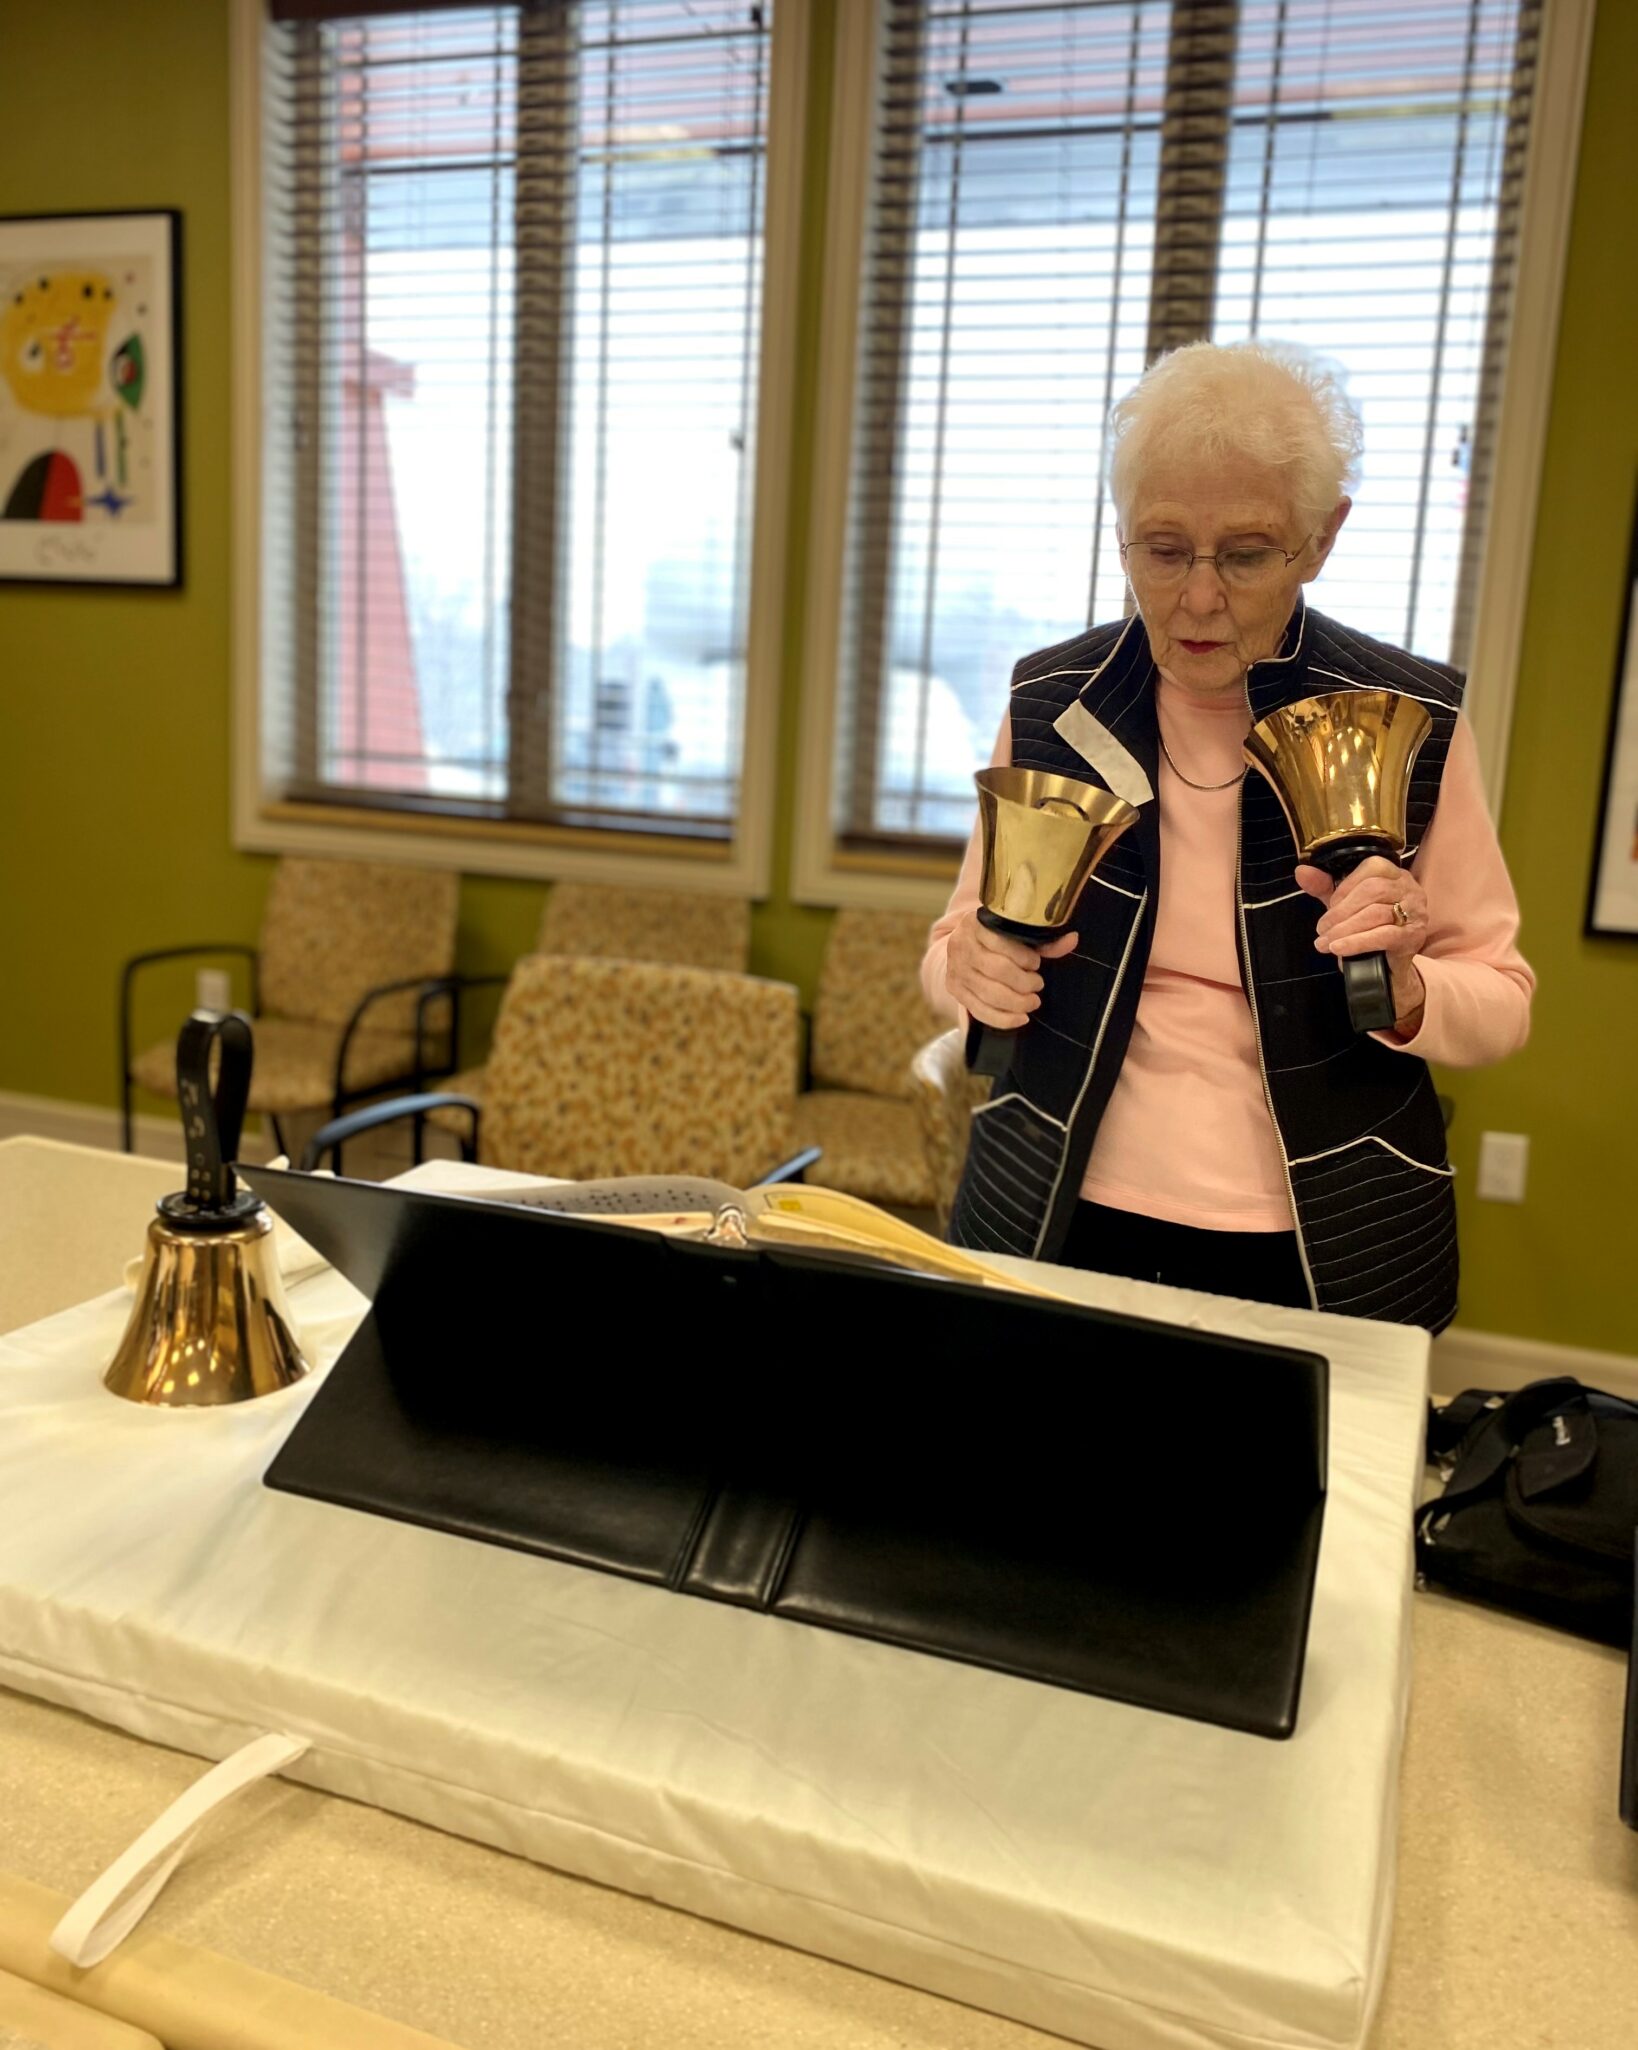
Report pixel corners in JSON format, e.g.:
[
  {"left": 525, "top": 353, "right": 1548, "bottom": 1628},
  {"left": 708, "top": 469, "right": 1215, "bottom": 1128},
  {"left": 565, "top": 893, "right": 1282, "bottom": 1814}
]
[{"left": 1120, "top": 539, "right": 1310, "bottom": 590}]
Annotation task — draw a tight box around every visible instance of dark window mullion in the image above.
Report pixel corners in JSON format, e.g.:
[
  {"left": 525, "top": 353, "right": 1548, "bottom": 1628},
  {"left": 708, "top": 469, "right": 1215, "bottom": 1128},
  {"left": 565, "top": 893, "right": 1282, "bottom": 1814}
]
[
  {"left": 842, "top": 0, "right": 929, "bottom": 839},
  {"left": 1447, "top": 0, "right": 1540, "bottom": 669},
  {"left": 506, "top": 0, "right": 580, "bottom": 821},
  {"left": 1145, "top": 0, "right": 1239, "bottom": 365},
  {"left": 1401, "top": 0, "right": 1484, "bottom": 650},
  {"left": 290, "top": 17, "right": 334, "bottom": 792}
]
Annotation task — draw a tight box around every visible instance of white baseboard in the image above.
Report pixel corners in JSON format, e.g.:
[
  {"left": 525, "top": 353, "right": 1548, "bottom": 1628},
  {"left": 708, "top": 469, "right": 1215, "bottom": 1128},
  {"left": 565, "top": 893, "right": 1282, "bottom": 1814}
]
[
  {"left": 0, "top": 1087, "right": 451, "bottom": 1182},
  {"left": 0, "top": 1088, "right": 276, "bottom": 1166},
  {"left": 1433, "top": 1326, "right": 1638, "bottom": 1403}
]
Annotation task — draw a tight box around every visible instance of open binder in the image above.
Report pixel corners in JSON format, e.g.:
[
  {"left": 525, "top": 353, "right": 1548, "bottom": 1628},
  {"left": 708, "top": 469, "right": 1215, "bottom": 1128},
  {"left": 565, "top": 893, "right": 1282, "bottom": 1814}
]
[{"left": 250, "top": 1167, "right": 1330, "bottom": 1738}]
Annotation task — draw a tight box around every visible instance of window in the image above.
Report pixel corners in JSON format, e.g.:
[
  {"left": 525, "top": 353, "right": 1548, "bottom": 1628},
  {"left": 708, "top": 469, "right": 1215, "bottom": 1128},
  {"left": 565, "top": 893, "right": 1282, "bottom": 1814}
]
[
  {"left": 802, "top": 0, "right": 1547, "bottom": 871},
  {"left": 245, "top": 0, "right": 796, "bottom": 883}
]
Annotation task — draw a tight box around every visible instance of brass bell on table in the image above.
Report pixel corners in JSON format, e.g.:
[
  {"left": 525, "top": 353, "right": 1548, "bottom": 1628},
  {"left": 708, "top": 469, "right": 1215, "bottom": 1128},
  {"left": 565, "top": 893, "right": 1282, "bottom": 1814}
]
[
  {"left": 1244, "top": 689, "right": 1433, "bottom": 1035},
  {"left": 105, "top": 1010, "right": 311, "bottom": 1407},
  {"left": 967, "top": 766, "right": 1140, "bottom": 1077}
]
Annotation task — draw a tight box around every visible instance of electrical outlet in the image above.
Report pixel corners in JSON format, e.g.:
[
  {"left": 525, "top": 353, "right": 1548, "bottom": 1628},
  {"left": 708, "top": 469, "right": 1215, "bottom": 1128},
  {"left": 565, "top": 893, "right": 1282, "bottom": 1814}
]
[
  {"left": 1476, "top": 1131, "right": 1529, "bottom": 1203},
  {"left": 196, "top": 967, "right": 233, "bottom": 1014}
]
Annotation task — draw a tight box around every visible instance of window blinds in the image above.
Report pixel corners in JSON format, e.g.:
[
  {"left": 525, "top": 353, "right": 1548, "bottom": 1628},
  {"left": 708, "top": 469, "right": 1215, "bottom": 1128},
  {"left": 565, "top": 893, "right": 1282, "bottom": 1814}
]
[
  {"left": 260, "top": 0, "right": 772, "bottom": 834},
  {"left": 839, "top": 0, "right": 1540, "bottom": 848}
]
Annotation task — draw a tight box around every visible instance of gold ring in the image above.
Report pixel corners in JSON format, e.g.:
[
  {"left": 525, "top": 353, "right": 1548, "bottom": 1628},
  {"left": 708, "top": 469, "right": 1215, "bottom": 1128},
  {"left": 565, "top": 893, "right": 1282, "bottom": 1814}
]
[{"left": 1393, "top": 899, "right": 1412, "bottom": 928}]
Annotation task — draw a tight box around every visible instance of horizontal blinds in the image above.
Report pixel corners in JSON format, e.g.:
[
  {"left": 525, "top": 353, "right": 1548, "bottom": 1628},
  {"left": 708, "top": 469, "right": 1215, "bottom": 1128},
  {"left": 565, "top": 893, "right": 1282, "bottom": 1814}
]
[
  {"left": 840, "top": 0, "right": 1535, "bottom": 847},
  {"left": 1215, "top": 0, "right": 1535, "bottom": 661},
  {"left": 270, "top": 2, "right": 505, "bottom": 21},
  {"left": 522, "top": 0, "right": 769, "bottom": 828},
  {"left": 261, "top": 0, "right": 771, "bottom": 833},
  {"left": 843, "top": 0, "right": 1173, "bottom": 842}
]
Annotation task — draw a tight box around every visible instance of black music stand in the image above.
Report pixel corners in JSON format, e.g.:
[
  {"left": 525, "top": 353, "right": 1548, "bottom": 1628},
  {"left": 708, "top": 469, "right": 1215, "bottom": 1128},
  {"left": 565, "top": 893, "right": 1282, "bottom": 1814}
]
[{"left": 248, "top": 1167, "right": 1330, "bottom": 1738}]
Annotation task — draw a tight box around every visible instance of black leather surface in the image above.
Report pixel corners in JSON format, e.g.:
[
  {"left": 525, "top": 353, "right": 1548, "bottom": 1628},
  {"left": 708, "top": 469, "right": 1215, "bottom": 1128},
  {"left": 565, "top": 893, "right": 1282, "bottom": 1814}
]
[{"left": 252, "top": 1168, "right": 1329, "bottom": 1738}]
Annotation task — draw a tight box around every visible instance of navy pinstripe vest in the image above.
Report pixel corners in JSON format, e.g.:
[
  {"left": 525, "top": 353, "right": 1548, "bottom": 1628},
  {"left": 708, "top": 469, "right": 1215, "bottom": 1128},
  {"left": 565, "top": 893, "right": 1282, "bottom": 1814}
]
[{"left": 949, "top": 600, "right": 1464, "bottom": 1332}]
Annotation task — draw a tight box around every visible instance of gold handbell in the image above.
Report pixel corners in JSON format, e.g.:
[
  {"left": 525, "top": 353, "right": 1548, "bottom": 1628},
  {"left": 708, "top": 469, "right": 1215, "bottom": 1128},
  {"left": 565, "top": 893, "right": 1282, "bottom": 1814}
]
[
  {"left": 975, "top": 766, "right": 1140, "bottom": 937},
  {"left": 104, "top": 1202, "right": 310, "bottom": 1407},
  {"left": 104, "top": 1006, "right": 311, "bottom": 1407},
  {"left": 1243, "top": 689, "right": 1433, "bottom": 866}
]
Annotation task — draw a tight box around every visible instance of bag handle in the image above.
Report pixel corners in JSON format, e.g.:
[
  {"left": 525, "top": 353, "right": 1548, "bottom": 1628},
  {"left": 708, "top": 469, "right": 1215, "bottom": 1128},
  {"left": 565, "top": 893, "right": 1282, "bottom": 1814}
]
[
  {"left": 1427, "top": 1387, "right": 1504, "bottom": 1465},
  {"left": 1418, "top": 1380, "right": 1594, "bottom": 1543},
  {"left": 49, "top": 1731, "right": 308, "bottom": 1968}
]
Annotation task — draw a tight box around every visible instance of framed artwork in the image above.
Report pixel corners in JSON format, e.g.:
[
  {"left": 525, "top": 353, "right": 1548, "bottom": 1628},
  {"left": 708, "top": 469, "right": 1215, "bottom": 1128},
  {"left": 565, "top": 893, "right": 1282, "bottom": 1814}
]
[
  {"left": 1588, "top": 483, "right": 1638, "bottom": 938},
  {"left": 0, "top": 209, "right": 181, "bottom": 588}
]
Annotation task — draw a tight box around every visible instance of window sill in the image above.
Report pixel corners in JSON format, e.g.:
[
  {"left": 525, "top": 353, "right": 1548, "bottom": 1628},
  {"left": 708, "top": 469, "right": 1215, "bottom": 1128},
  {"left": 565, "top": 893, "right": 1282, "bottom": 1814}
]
[
  {"left": 238, "top": 797, "right": 763, "bottom": 895},
  {"left": 789, "top": 835, "right": 963, "bottom": 915}
]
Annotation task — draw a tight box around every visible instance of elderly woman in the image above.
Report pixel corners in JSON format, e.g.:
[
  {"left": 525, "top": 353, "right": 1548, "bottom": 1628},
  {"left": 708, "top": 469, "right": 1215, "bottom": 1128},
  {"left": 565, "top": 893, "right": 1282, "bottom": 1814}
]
[{"left": 923, "top": 341, "right": 1532, "bottom": 1330}]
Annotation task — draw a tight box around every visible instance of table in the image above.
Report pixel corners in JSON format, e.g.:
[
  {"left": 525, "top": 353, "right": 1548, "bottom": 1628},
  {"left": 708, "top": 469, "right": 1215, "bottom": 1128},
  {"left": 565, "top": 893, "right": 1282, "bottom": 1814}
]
[{"left": 1, "top": 1136, "right": 1634, "bottom": 2050}]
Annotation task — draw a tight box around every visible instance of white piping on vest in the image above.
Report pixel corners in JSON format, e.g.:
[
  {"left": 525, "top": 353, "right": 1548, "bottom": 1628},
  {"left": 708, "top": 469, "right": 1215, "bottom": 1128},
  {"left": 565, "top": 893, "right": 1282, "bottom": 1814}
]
[
  {"left": 1012, "top": 612, "right": 1140, "bottom": 696},
  {"left": 1286, "top": 1134, "right": 1457, "bottom": 1175},
  {"left": 1305, "top": 664, "right": 1453, "bottom": 715},
  {"left": 972, "top": 1091, "right": 1069, "bottom": 1130},
  {"left": 1248, "top": 590, "right": 1308, "bottom": 674},
  {"left": 1030, "top": 888, "right": 1149, "bottom": 1260},
  {"left": 1236, "top": 808, "right": 1320, "bottom": 1311}
]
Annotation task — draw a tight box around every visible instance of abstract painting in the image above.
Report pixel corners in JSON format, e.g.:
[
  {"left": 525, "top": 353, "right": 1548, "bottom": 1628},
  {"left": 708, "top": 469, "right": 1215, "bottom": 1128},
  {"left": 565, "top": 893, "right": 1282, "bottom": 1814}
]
[
  {"left": 1588, "top": 481, "right": 1638, "bottom": 938},
  {"left": 0, "top": 210, "right": 180, "bottom": 587}
]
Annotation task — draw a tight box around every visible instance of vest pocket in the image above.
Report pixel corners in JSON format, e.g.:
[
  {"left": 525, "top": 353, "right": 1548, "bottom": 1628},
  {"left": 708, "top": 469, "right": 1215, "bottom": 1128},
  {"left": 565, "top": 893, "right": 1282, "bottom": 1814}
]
[
  {"left": 952, "top": 1094, "right": 1067, "bottom": 1255},
  {"left": 1290, "top": 1085, "right": 1458, "bottom": 1327}
]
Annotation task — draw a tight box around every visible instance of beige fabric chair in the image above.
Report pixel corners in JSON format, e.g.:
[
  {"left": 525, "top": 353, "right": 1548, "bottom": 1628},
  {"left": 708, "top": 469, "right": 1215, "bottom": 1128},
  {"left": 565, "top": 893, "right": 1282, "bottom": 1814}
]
[
  {"left": 792, "top": 909, "right": 945, "bottom": 1210},
  {"left": 123, "top": 857, "right": 458, "bottom": 1144},
  {"left": 909, "top": 1027, "right": 992, "bottom": 1233},
  {"left": 540, "top": 881, "right": 751, "bottom": 971},
  {"left": 436, "top": 883, "right": 753, "bottom": 1124},
  {"left": 477, "top": 954, "right": 801, "bottom": 1184}
]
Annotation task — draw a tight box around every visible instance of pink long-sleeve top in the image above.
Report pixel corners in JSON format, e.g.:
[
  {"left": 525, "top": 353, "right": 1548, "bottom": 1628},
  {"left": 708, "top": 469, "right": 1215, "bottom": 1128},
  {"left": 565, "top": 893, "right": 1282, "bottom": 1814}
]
[{"left": 923, "top": 670, "right": 1535, "bottom": 1233}]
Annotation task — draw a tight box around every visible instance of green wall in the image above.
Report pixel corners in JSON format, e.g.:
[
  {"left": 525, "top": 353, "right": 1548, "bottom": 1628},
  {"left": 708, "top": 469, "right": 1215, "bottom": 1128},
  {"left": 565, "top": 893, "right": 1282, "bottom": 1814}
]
[
  {"left": 1436, "top": 0, "right": 1638, "bottom": 1354},
  {"left": 1, "top": 0, "right": 1634, "bottom": 1351}
]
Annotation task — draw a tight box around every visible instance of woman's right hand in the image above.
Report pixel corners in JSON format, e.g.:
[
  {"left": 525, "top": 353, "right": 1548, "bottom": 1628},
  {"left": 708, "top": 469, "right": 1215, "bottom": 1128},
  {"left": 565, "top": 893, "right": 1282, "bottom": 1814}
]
[{"left": 944, "top": 911, "right": 1079, "bottom": 1030}]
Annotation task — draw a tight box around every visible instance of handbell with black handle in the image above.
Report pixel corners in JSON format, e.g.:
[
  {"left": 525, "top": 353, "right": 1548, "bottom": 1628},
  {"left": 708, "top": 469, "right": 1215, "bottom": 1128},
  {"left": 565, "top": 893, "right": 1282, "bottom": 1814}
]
[
  {"left": 104, "top": 1009, "right": 311, "bottom": 1407},
  {"left": 966, "top": 766, "right": 1141, "bottom": 1078},
  {"left": 1243, "top": 689, "right": 1434, "bottom": 1035}
]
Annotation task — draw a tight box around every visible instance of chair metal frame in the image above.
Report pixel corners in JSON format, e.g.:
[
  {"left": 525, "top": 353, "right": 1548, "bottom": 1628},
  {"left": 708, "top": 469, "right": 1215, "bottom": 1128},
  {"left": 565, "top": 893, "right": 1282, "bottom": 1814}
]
[
  {"left": 299, "top": 1089, "right": 819, "bottom": 1188},
  {"left": 120, "top": 944, "right": 463, "bottom": 1170}
]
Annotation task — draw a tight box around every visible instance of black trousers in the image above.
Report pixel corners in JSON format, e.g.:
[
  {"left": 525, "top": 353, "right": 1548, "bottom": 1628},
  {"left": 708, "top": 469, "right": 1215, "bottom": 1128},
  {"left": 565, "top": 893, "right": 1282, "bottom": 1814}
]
[{"left": 1057, "top": 1201, "right": 1311, "bottom": 1310}]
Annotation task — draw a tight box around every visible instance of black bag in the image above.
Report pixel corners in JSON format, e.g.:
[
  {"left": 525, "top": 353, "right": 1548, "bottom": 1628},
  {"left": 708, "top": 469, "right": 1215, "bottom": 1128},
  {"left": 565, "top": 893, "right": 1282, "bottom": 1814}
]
[
  {"left": 1418, "top": 1376, "right": 1638, "bottom": 1644},
  {"left": 1417, "top": 1376, "right": 1638, "bottom": 1828}
]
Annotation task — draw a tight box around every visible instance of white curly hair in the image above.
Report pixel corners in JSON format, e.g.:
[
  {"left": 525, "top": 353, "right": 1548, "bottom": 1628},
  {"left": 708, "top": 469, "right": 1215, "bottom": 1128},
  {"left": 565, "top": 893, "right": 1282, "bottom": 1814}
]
[{"left": 1107, "top": 339, "right": 1364, "bottom": 536}]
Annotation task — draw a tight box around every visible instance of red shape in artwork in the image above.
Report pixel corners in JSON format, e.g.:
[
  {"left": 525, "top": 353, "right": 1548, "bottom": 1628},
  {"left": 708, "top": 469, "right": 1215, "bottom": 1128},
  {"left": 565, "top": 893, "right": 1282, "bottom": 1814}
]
[{"left": 2, "top": 450, "right": 84, "bottom": 521}]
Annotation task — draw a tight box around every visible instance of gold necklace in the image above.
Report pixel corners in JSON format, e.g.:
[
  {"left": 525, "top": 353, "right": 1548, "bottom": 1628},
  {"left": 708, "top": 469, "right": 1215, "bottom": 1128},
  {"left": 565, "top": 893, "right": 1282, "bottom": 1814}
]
[{"left": 1158, "top": 723, "right": 1246, "bottom": 792}]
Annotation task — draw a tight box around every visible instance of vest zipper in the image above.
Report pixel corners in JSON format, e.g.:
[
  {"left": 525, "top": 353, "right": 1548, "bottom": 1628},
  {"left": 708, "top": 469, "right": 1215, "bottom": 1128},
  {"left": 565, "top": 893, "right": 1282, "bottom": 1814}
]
[{"left": 1234, "top": 813, "right": 1320, "bottom": 1312}]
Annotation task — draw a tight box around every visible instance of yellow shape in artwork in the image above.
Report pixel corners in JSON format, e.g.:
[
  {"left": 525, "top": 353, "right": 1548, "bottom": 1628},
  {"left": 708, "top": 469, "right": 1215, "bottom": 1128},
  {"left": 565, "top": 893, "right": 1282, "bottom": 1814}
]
[{"left": 1, "top": 270, "right": 118, "bottom": 418}]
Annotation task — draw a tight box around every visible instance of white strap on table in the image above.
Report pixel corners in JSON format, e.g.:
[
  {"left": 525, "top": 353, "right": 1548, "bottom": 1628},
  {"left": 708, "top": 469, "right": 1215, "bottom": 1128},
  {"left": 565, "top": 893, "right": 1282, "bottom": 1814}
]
[{"left": 49, "top": 1732, "right": 310, "bottom": 1968}]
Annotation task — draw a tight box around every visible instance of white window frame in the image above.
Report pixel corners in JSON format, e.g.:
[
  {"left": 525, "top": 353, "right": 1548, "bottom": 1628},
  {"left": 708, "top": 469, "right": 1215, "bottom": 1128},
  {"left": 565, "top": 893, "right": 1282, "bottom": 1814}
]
[
  {"left": 791, "top": 0, "right": 1598, "bottom": 914},
  {"left": 229, "top": 0, "right": 810, "bottom": 895}
]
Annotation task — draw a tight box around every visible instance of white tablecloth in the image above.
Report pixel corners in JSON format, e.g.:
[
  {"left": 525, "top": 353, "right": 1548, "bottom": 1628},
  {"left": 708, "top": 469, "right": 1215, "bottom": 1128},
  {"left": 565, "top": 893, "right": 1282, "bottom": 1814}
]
[{"left": 0, "top": 1166, "right": 1428, "bottom": 2050}]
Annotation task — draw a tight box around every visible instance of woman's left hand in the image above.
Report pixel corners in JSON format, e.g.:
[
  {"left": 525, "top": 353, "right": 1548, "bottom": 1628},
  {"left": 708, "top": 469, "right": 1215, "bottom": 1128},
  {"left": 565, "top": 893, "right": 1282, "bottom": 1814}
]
[{"left": 1295, "top": 856, "right": 1427, "bottom": 1031}]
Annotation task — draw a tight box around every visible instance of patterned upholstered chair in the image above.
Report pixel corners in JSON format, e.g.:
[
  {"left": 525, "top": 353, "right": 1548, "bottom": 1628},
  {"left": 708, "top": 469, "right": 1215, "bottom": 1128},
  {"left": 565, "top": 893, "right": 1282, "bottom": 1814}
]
[
  {"left": 433, "top": 883, "right": 754, "bottom": 1131},
  {"left": 791, "top": 909, "right": 945, "bottom": 1212},
  {"left": 307, "top": 954, "right": 810, "bottom": 1187},
  {"left": 539, "top": 882, "right": 751, "bottom": 971},
  {"left": 909, "top": 1027, "right": 992, "bottom": 1234},
  {"left": 121, "top": 857, "right": 460, "bottom": 1160}
]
